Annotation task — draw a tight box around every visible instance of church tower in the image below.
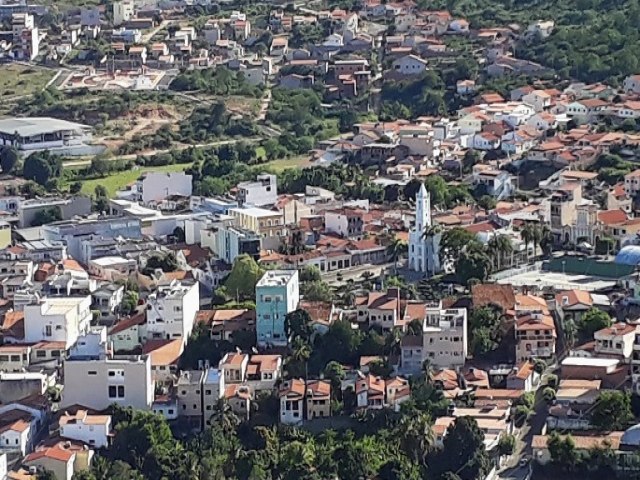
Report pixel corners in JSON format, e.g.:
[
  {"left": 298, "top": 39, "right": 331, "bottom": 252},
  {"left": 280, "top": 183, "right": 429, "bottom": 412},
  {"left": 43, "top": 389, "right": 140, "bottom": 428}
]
[{"left": 409, "top": 183, "right": 441, "bottom": 276}]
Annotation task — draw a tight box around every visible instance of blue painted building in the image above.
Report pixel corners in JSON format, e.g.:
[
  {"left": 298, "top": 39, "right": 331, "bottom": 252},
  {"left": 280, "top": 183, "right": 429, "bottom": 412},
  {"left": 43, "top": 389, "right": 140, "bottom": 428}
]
[{"left": 256, "top": 270, "right": 299, "bottom": 347}]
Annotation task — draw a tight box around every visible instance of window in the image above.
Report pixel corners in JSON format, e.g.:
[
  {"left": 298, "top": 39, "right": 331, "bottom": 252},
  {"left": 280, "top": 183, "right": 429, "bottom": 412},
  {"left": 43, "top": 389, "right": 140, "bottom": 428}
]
[
  {"left": 88, "top": 371, "right": 97, "bottom": 375},
  {"left": 9, "top": 355, "right": 19, "bottom": 362},
  {"left": 168, "top": 409, "right": 174, "bottom": 415},
  {"left": 205, "top": 389, "right": 212, "bottom": 395},
  {"left": 51, "top": 350, "right": 60, "bottom": 358},
  {"left": 36, "top": 350, "right": 46, "bottom": 358},
  {"left": 45, "top": 325, "right": 52, "bottom": 337},
  {"left": 0, "top": 356, "right": 8, "bottom": 362},
  {"left": 109, "top": 385, "right": 125, "bottom": 398},
  {"left": 193, "top": 404, "right": 197, "bottom": 409}
]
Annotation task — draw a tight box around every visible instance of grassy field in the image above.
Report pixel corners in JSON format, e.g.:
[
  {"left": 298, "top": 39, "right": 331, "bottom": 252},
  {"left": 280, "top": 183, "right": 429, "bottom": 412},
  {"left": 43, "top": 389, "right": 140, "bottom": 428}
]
[
  {"left": 265, "top": 155, "right": 312, "bottom": 172},
  {"left": 74, "top": 163, "right": 193, "bottom": 197},
  {"left": 0, "top": 64, "right": 55, "bottom": 98}
]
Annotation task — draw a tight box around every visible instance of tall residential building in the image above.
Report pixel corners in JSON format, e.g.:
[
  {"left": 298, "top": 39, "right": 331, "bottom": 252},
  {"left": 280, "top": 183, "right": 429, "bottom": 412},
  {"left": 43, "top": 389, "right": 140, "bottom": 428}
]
[
  {"left": 61, "top": 328, "right": 154, "bottom": 411},
  {"left": 256, "top": 270, "right": 299, "bottom": 347},
  {"left": 211, "top": 224, "right": 260, "bottom": 264},
  {"left": 23, "top": 296, "right": 92, "bottom": 349},
  {"left": 176, "top": 368, "right": 224, "bottom": 430},
  {"left": 112, "top": 0, "right": 134, "bottom": 26},
  {"left": 11, "top": 13, "right": 38, "bottom": 61},
  {"left": 146, "top": 281, "right": 199, "bottom": 341},
  {"left": 236, "top": 174, "right": 277, "bottom": 207},
  {"left": 408, "top": 183, "right": 441, "bottom": 275},
  {"left": 399, "top": 300, "right": 468, "bottom": 374},
  {"left": 228, "top": 206, "right": 286, "bottom": 250}
]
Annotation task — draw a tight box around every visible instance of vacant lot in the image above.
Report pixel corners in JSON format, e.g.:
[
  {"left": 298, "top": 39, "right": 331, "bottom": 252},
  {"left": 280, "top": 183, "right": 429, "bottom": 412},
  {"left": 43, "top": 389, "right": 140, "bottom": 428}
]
[
  {"left": 0, "top": 64, "right": 55, "bottom": 98},
  {"left": 265, "top": 155, "right": 312, "bottom": 172},
  {"left": 75, "top": 163, "right": 193, "bottom": 197}
]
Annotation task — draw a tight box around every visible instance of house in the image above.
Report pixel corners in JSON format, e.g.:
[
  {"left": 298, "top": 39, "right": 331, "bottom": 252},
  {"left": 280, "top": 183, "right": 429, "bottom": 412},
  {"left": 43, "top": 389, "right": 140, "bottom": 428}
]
[
  {"left": 108, "top": 312, "right": 146, "bottom": 352},
  {"left": 473, "top": 132, "right": 501, "bottom": 150},
  {"left": 236, "top": 174, "right": 277, "bottom": 207},
  {"left": 624, "top": 170, "right": 640, "bottom": 198},
  {"left": 355, "top": 288, "right": 401, "bottom": 332},
  {"left": 305, "top": 380, "right": 331, "bottom": 419},
  {"left": 594, "top": 322, "right": 638, "bottom": 361},
  {"left": 354, "top": 374, "right": 410, "bottom": 411},
  {"left": 279, "top": 379, "right": 305, "bottom": 425},
  {"left": 142, "top": 339, "right": 183, "bottom": 383},
  {"left": 522, "top": 90, "right": 552, "bottom": 112},
  {"left": 59, "top": 410, "right": 111, "bottom": 448},
  {"left": 515, "top": 312, "right": 556, "bottom": 362},
  {"left": 554, "top": 290, "right": 595, "bottom": 323},
  {"left": 623, "top": 74, "right": 640, "bottom": 95},
  {"left": 456, "top": 79, "right": 476, "bottom": 95},
  {"left": 224, "top": 384, "right": 252, "bottom": 420},
  {"left": 566, "top": 99, "right": 609, "bottom": 124},
  {"left": 23, "top": 445, "right": 78, "bottom": 480},
  {"left": 472, "top": 165, "right": 514, "bottom": 199},
  {"left": 325, "top": 208, "right": 365, "bottom": 238},
  {"left": 506, "top": 361, "right": 539, "bottom": 392},
  {"left": 256, "top": 270, "right": 299, "bottom": 347},
  {"left": 391, "top": 54, "right": 428, "bottom": 75},
  {"left": 0, "top": 409, "right": 36, "bottom": 456}
]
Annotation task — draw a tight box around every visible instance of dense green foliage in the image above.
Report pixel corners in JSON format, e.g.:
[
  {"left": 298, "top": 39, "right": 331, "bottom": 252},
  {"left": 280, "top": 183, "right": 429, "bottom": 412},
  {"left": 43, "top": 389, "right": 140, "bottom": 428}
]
[
  {"left": 223, "top": 255, "right": 265, "bottom": 301},
  {"left": 170, "top": 67, "right": 263, "bottom": 97}
]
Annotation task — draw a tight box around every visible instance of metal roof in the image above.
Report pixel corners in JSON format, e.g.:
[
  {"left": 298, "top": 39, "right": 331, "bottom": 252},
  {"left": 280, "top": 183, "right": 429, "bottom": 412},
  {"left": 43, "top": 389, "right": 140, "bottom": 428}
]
[{"left": 0, "top": 117, "right": 90, "bottom": 137}]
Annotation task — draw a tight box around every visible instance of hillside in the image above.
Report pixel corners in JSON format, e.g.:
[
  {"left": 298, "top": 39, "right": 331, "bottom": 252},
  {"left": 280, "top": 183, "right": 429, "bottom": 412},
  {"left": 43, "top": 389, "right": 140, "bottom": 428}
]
[{"left": 430, "top": 0, "right": 640, "bottom": 83}]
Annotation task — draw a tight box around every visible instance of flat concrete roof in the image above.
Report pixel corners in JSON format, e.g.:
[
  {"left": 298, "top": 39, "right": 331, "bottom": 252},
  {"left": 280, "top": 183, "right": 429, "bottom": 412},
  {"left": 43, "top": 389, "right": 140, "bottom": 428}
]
[{"left": 495, "top": 268, "right": 616, "bottom": 291}]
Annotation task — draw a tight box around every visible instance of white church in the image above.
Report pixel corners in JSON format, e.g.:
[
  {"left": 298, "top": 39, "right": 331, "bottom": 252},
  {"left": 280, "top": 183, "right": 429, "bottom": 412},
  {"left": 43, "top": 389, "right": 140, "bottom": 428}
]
[{"left": 408, "top": 183, "right": 442, "bottom": 276}]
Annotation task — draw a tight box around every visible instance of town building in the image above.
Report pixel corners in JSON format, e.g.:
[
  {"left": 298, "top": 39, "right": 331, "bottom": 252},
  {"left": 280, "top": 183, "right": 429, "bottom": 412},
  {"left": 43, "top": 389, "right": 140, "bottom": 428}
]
[
  {"left": 256, "top": 270, "right": 299, "bottom": 347},
  {"left": 22, "top": 296, "right": 92, "bottom": 349},
  {"left": 146, "top": 280, "right": 199, "bottom": 341},
  {"left": 59, "top": 410, "right": 111, "bottom": 448},
  {"left": 408, "top": 183, "right": 441, "bottom": 275},
  {"left": 236, "top": 174, "right": 277, "bottom": 207},
  {"left": 515, "top": 311, "right": 556, "bottom": 362},
  {"left": 0, "top": 118, "right": 92, "bottom": 156}
]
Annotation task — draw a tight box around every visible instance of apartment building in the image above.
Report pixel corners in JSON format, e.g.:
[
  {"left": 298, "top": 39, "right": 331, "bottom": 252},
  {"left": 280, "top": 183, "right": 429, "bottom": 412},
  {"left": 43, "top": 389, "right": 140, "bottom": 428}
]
[
  {"left": 228, "top": 206, "right": 286, "bottom": 250},
  {"left": 23, "top": 296, "right": 92, "bottom": 349},
  {"left": 514, "top": 312, "right": 556, "bottom": 362},
  {"left": 176, "top": 368, "right": 224, "bottom": 429},
  {"left": 256, "top": 270, "right": 299, "bottom": 347},
  {"left": 59, "top": 410, "right": 112, "bottom": 448},
  {"left": 11, "top": 13, "right": 38, "bottom": 60},
  {"left": 236, "top": 174, "right": 277, "bottom": 207},
  {"left": 210, "top": 224, "right": 260, "bottom": 265},
  {"left": 324, "top": 208, "right": 365, "bottom": 238},
  {"left": 399, "top": 300, "right": 468, "bottom": 373},
  {"left": 61, "top": 330, "right": 154, "bottom": 411},
  {"left": 146, "top": 280, "right": 199, "bottom": 341}
]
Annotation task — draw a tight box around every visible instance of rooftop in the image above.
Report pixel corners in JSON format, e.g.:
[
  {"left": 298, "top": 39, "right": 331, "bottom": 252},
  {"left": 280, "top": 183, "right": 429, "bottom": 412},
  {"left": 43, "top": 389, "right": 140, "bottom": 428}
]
[
  {"left": 257, "top": 270, "right": 297, "bottom": 287},
  {"left": 0, "top": 117, "right": 90, "bottom": 137}
]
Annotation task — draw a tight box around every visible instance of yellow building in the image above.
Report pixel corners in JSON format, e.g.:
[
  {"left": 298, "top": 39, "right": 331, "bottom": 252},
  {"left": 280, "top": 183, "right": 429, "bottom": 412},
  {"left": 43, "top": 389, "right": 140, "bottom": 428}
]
[{"left": 0, "top": 221, "right": 10, "bottom": 249}]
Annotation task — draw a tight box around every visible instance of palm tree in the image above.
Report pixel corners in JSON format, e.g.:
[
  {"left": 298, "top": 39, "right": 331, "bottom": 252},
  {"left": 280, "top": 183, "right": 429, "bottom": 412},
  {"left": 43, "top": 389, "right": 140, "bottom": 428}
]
[
  {"left": 289, "top": 337, "right": 311, "bottom": 379},
  {"left": 395, "top": 412, "right": 436, "bottom": 465},
  {"left": 487, "top": 234, "right": 514, "bottom": 271},
  {"left": 521, "top": 223, "right": 535, "bottom": 261},
  {"left": 387, "top": 238, "right": 408, "bottom": 274},
  {"left": 539, "top": 224, "right": 553, "bottom": 256},
  {"left": 421, "top": 224, "right": 443, "bottom": 241},
  {"left": 384, "top": 328, "right": 403, "bottom": 356}
]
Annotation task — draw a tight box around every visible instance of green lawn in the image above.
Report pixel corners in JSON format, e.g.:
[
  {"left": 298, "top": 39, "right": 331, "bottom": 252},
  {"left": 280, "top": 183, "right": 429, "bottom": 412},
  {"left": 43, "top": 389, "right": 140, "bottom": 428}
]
[
  {"left": 76, "top": 163, "right": 193, "bottom": 198},
  {"left": 0, "top": 64, "right": 55, "bottom": 98},
  {"left": 265, "top": 155, "right": 311, "bottom": 172}
]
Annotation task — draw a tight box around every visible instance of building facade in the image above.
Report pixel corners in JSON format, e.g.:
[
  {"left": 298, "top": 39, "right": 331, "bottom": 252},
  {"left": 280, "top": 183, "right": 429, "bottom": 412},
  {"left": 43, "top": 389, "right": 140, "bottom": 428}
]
[
  {"left": 408, "top": 183, "right": 441, "bottom": 276},
  {"left": 256, "top": 270, "right": 299, "bottom": 347}
]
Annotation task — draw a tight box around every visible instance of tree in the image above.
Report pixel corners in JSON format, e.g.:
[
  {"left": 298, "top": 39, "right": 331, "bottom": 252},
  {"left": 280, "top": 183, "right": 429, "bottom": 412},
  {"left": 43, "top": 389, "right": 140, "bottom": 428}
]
[
  {"left": 387, "top": 238, "right": 408, "bottom": 274},
  {"left": 440, "top": 227, "right": 480, "bottom": 261},
  {"left": 36, "top": 470, "right": 57, "bottom": 480},
  {"left": 455, "top": 244, "right": 491, "bottom": 285},
  {"left": 301, "top": 280, "right": 333, "bottom": 302},
  {"left": 580, "top": 308, "right": 612, "bottom": 338},
  {"left": 120, "top": 290, "right": 139, "bottom": 316},
  {"left": 591, "top": 390, "right": 633, "bottom": 431},
  {"left": 91, "top": 156, "right": 110, "bottom": 176},
  {"left": 31, "top": 207, "right": 62, "bottom": 226},
  {"left": 144, "top": 253, "right": 178, "bottom": 275},
  {"left": 69, "top": 181, "right": 83, "bottom": 194},
  {"left": 438, "top": 417, "right": 491, "bottom": 480},
  {"left": 0, "top": 146, "right": 18, "bottom": 174},
  {"left": 94, "top": 185, "right": 110, "bottom": 213},
  {"left": 395, "top": 412, "right": 435, "bottom": 465},
  {"left": 542, "top": 386, "right": 556, "bottom": 403},
  {"left": 23, "top": 153, "right": 53, "bottom": 185},
  {"left": 486, "top": 234, "right": 513, "bottom": 271},
  {"left": 548, "top": 432, "right": 579, "bottom": 471},
  {"left": 285, "top": 309, "right": 313, "bottom": 342},
  {"left": 324, "top": 361, "right": 345, "bottom": 394},
  {"left": 498, "top": 434, "right": 516, "bottom": 456},
  {"left": 223, "top": 254, "right": 264, "bottom": 301},
  {"left": 299, "top": 265, "right": 321, "bottom": 283}
]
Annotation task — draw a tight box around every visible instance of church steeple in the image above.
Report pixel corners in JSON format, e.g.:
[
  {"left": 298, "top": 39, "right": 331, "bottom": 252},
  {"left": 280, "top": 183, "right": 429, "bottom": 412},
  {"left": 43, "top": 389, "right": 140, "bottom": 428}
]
[{"left": 415, "top": 183, "right": 431, "bottom": 232}]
